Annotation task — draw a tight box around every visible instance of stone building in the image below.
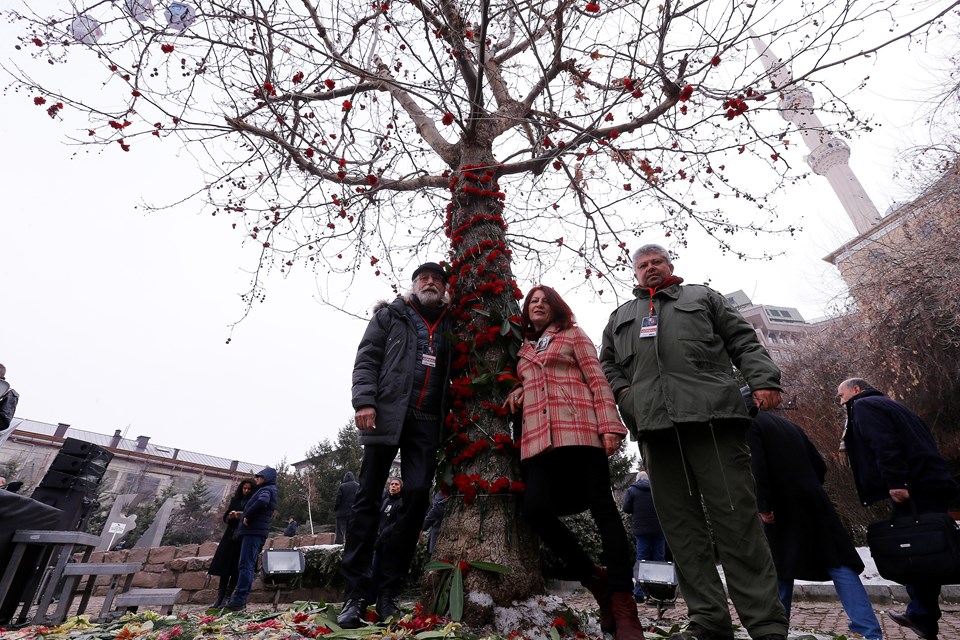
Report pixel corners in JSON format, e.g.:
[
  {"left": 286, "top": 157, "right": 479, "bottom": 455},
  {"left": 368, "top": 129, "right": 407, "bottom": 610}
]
[
  {"left": 724, "top": 290, "right": 812, "bottom": 365},
  {"left": 0, "top": 418, "right": 264, "bottom": 507}
]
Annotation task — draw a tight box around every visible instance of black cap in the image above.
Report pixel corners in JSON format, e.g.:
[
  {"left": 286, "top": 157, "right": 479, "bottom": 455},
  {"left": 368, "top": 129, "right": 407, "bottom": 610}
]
[{"left": 412, "top": 262, "right": 447, "bottom": 282}]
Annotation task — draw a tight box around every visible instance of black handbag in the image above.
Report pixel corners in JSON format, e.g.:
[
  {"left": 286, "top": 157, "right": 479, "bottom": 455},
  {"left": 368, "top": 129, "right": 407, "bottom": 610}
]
[{"left": 866, "top": 509, "right": 960, "bottom": 585}]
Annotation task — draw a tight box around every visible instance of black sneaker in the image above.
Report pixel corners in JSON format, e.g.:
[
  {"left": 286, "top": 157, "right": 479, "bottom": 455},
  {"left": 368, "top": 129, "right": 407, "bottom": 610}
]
[
  {"left": 337, "top": 598, "right": 367, "bottom": 628},
  {"left": 668, "top": 622, "right": 735, "bottom": 640},
  {"left": 376, "top": 593, "right": 400, "bottom": 621},
  {"left": 225, "top": 601, "right": 246, "bottom": 612},
  {"left": 887, "top": 610, "right": 935, "bottom": 639}
]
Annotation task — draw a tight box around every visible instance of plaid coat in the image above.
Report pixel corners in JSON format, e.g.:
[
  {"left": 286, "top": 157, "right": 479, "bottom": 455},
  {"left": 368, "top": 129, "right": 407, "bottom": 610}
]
[{"left": 516, "top": 324, "right": 627, "bottom": 460}]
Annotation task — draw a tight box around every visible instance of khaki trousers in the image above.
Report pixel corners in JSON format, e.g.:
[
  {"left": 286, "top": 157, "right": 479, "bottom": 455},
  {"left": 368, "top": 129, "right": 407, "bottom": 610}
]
[{"left": 641, "top": 421, "right": 787, "bottom": 638}]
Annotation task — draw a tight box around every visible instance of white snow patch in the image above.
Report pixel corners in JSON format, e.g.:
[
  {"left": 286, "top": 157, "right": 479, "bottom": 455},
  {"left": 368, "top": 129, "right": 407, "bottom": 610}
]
[
  {"left": 493, "top": 594, "right": 570, "bottom": 640},
  {"left": 468, "top": 591, "right": 495, "bottom": 607}
]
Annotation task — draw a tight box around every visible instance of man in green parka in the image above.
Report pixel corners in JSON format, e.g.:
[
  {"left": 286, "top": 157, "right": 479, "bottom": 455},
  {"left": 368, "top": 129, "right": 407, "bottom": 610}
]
[{"left": 600, "top": 244, "right": 787, "bottom": 640}]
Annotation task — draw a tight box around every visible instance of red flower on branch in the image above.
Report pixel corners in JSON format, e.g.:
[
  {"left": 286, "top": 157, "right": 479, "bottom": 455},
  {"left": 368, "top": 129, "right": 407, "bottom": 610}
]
[
  {"left": 325, "top": 79, "right": 336, "bottom": 90},
  {"left": 292, "top": 71, "right": 305, "bottom": 84},
  {"left": 442, "top": 112, "right": 454, "bottom": 126},
  {"left": 342, "top": 100, "right": 353, "bottom": 111},
  {"left": 33, "top": 96, "right": 46, "bottom": 105},
  {"left": 585, "top": 1, "right": 600, "bottom": 12},
  {"left": 160, "top": 44, "right": 175, "bottom": 54},
  {"left": 31, "top": 38, "right": 43, "bottom": 47},
  {"left": 679, "top": 85, "right": 694, "bottom": 102},
  {"left": 710, "top": 55, "right": 721, "bottom": 66}
]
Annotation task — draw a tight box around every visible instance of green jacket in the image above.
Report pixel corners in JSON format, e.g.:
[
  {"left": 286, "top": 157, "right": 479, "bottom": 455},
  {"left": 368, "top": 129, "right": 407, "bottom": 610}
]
[{"left": 599, "top": 283, "right": 781, "bottom": 436}]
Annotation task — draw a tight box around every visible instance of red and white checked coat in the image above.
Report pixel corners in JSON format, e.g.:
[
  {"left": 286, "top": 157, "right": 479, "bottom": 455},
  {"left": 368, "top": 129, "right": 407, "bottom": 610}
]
[{"left": 516, "top": 324, "right": 627, "bottom": 460}]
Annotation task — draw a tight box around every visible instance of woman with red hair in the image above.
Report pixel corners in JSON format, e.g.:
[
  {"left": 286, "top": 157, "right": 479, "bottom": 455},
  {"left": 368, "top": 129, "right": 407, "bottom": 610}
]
[{"left": 506, "top": 285, "right": 645, "bottom": 640}]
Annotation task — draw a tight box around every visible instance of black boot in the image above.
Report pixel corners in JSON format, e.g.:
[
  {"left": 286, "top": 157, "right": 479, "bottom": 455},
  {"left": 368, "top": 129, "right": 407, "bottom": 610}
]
[{"left": 212, "top": 577, "right": 231, "bottom": 608}]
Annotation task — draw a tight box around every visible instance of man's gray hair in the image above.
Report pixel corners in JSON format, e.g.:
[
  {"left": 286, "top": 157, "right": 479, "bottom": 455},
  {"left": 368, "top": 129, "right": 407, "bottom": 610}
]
[
  {"left": 632, "top": 244, "right": 672, "bottom": 265},
  {"left": 636, "top": 471, "right": 649, "bottom": 482},
  {"left": 841, "top": 377, "right": 872, "bottom": 392}
]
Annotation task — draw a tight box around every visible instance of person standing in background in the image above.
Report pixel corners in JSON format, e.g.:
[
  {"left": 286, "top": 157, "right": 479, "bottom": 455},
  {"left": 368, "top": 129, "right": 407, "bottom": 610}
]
[
  {"left": 335, "top": 471, "right": 359, "bottom": 544},
  {"left": 838, "top": 378, "right": 958, "bottom": 640},
  {"left": 622, "top": 471, "right": 666, "bottom": 603},
  {"left": 208, "top": 478, "right": 255, "bottom": 608}
]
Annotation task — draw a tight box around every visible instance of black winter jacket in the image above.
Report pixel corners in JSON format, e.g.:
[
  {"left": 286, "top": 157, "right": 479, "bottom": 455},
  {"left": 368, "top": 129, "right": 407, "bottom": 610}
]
[
  {"left": 748, "top": 411, "right": 862, "bottom": 581},
  {"left": 236, "top": 467, "right": 278, "bottom": 538},
  {"left": 376, "top": 492, "right": 403, "bottom": 548},
  {"left": 352, "top": 297, "right": 451, "bottom": 445},
  {"left": 622, "top": 479, "right": 663, "bottom": 537},
  {"left": 843, "top": 389, "right": 958, "bottom": 506},
  {"left": 335, "top": 472, "right": 359, "bottom": 517}
]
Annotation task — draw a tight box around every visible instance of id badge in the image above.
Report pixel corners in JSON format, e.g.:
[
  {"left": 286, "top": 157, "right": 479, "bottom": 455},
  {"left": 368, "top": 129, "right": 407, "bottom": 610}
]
[
  {"left": 639, "top": 315, "right": 658, "bottom": 338},
  {"left": 535, "top": 335, "right": 553, "bottom": 352},
  {"left": 421, "top": 353, "right": 437, "bottom": 367}
]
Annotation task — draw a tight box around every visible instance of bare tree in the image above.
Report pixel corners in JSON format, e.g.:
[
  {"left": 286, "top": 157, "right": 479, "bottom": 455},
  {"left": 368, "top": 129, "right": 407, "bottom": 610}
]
[{"left": 4, "top": 0, "right": 957, "bottom": 620}]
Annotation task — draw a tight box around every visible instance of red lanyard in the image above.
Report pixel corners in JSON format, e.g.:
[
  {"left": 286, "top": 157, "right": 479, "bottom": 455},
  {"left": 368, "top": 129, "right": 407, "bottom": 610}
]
[{"left": 413, "top": 307, "right": 446, "bottom": 354}]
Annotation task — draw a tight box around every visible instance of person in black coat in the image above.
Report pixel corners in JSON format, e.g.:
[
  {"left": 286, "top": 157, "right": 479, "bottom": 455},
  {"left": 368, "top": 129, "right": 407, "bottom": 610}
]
[
  {"left": 0, "top": 363, "right": 19, "bottom": 435},
  {"left": 743, "top": 389, "right": 880, "bottom": 640},
  {"left": 839, "top": 378, "right": 959, "bottom": 639},
  {"left": 339, "top": 262, "right": 453, "bottom": 626},
  {"left": 335, "top": 472, "right": 359, "bottom": 544},
  {"left": 208, "top": 478, "right": 255, "bottom": 608},
  {"left": 421, "top": 492, "right": 447, "bottom": 554},
  {"left": 368, "top": 478, "right": 403, "bottom": 603},
  {"left": 621, "top": 471, "right": 665, "bottom": 602},
  {"left": 226, "top": 467, "right": 279, "bottom": 611},
  {"left": 284, "top": 516, "right": 299, "bottom": 537}
]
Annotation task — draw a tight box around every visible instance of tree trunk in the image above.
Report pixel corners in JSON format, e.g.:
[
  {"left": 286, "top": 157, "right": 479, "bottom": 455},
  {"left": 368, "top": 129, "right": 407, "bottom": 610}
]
[{"left": 424, "top": 148, "right": 544, "bottom": 624}]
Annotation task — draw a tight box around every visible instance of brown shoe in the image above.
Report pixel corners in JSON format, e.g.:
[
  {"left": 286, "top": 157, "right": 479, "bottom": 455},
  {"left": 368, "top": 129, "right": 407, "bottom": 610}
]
[{"left": 611, "top": 592, "right": 646, "bottom": 640}]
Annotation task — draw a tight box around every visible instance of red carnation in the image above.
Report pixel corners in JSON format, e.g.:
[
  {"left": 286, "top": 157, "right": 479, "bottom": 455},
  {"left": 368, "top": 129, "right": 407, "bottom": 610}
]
[
  {"left": 342, "top": 100, "right": 353, "bottom": 111},
  {"left": 161, "top": 44, "right": 175, "bottom": 54},
  {"left": 442, "top": 112, "right": 454, "bottom": 126},
  {"left": 325, "top": 79, "right": 336, "bottom": 90},
  {"left": 585, "top": 1, "right": 600, "bottom": 11},
  {"left": 679, "top": 85, "right": 694, "bottom": 102}
]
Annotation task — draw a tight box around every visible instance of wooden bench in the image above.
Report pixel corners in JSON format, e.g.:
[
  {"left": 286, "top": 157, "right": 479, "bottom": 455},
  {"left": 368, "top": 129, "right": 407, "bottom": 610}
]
[
  {"left": 113, "top": 588, "right": 183, "bottom": 616},
  {"left": 48, "top": 562, "right": 143, "bottom": 623}
]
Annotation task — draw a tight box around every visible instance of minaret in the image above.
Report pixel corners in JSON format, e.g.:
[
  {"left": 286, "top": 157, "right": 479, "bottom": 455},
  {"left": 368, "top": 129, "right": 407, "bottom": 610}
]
[{"left": 750, "top": 34, "right": 880, "bottom": 235}]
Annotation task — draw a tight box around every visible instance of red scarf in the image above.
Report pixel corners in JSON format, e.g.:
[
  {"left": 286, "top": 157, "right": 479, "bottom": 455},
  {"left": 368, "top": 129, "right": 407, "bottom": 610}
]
[{"left": 642, "top": 275, "right": 684, "bottom": 316}]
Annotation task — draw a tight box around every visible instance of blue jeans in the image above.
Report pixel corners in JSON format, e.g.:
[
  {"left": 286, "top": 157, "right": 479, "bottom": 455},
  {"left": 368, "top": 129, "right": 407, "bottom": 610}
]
[
  {"left": 633, "top": 534, "right": 666, "bottom": 598},
  {"left": 778, "top": 566, "right": 881, "bottom": 640},
  {"left": 230, "top": 535, "right": 267, "bottom": 605}
]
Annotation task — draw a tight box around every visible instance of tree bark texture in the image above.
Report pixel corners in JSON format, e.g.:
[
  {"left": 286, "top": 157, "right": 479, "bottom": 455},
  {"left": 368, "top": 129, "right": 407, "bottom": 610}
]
[{"left": 423, "top": 149, "right": 544, "bottom": 622}]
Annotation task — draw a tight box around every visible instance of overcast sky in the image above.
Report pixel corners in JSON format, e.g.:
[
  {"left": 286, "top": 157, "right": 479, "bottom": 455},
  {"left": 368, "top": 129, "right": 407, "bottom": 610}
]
[{"left": 0, "top": 6, "right": 952, "bottom": 468}]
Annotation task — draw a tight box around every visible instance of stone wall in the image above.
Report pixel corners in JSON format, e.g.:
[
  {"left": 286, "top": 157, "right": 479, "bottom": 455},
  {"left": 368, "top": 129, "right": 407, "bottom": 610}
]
[{"left": 83, "top": 533, "right": 342, "bottom": 605}]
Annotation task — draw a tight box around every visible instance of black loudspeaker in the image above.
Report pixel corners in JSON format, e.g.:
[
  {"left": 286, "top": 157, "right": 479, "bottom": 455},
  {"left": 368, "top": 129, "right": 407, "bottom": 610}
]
[{"left": 31, "top": 438, "right": 114, "bottom": 531}]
